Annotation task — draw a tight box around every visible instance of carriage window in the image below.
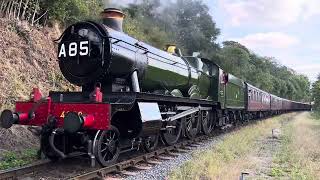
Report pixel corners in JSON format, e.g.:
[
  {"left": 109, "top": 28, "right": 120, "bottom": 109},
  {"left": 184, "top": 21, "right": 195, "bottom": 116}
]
[
  {"left": 252, "top": 90, "right": 255, "bottom": 101},
  {"left": 259, "top": 92, "right": 262, "bottom": 102}
]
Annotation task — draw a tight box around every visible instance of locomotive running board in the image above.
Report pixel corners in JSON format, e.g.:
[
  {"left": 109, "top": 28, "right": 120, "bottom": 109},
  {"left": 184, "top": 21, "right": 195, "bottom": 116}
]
[{"left": 166, "top": 106, "right": 211, "bottom": 122}]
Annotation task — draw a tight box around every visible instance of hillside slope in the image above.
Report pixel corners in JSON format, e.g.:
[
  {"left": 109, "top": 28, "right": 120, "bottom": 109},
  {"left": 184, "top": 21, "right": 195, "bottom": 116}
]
[{"left": 0, "top": 18, "right": 73, "bottom": 154}]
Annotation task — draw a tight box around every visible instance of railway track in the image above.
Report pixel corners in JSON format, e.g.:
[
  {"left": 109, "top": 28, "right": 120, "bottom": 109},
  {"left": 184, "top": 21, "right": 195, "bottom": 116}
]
[
  {"left": 70, "top": 136, "right": 209, "bottom": 180},
  {"left": 0, "top": 152, "right": 92, "bottom": 180},
  {"left": 0, "top": 159, "right": 51, "bottom": 179},
  {"left": 0, "top": 118, "right": 269, "bottom": 180},
  {"left": 0, "top": 134, "right": 214, "bottom": 180}
]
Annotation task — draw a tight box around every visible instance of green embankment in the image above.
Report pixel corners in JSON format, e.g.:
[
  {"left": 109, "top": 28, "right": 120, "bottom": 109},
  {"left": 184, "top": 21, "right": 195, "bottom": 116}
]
[{"left": 170, "top": 112, "right": 320, "bottom": 179}]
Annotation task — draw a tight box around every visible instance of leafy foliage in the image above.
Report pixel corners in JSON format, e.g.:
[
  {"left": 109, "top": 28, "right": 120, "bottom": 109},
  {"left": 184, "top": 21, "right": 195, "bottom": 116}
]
[
  {"left": 41, "top": 0, "right": 103, "bottom": 25},
  {"left": 0, "top": 149, "right": 38, "bottom": 170},
  {"left": 38, "top": 0, "right": 310, "bottom": 101},
  {"left": 312, "top": 75, "right": 320, "bottom": 111},
  {"left": 214, "top": 42, "right": 310, "bottom": 101}
]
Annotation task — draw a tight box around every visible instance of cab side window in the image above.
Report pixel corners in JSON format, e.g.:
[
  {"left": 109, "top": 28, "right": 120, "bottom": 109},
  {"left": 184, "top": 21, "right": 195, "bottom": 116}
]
[{"left": 200, "top": 59, "right": 212, "bottom": 76}]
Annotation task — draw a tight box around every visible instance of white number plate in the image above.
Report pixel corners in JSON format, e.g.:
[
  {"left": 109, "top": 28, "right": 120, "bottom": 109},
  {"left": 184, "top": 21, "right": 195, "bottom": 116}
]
[{"left": 58, "top": 41, "right": 89, "bottom": 58}]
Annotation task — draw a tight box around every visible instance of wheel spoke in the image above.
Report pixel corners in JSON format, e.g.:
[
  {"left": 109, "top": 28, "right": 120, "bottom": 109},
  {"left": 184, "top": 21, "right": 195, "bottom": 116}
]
[
  {"left": 103, "top": 150, "right": 108, "bottom": 160},
  {"left": 187, "top": 121, "right": 192, "bottom": 131},
  {"left": 203, "top": 118, "right": 207, "bottom": 126},
  {"left": 111, "top": 132, "right": 115, "bottom": 141},
  {"left": 101, "top": 147, "right": 108, "bottom": 153},
  {"left": 107, "top": 131, "right": 112, "bottom": 141}
]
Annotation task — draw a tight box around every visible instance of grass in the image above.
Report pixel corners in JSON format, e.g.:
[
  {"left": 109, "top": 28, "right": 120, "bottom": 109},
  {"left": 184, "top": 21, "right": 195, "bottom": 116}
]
[
  {"left": 170, "top": 113, "right": 292, "bottom": 179},
  {"left": 270, "top": 112, "right": 320, "bottom": 179},
  {"left": 0, "top": 149, "right": 38, "bottom": 170},
  {"left": 311, "top": 110, "right": 320, "bottom": 119}
]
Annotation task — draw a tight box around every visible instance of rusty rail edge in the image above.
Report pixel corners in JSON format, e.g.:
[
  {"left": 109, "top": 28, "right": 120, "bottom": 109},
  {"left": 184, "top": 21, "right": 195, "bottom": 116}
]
[
  {"left": 0, "top": 159, "right": 51, "bottom": 179},
  {"left": 70, "top": 136, "right": 209, "bottom": 180}
]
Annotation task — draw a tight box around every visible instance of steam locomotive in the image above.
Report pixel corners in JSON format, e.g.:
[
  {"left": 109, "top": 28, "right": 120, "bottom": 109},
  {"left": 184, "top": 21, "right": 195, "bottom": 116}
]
[{"left": 0, "top": 8, "right": 311, "bottom": 167}]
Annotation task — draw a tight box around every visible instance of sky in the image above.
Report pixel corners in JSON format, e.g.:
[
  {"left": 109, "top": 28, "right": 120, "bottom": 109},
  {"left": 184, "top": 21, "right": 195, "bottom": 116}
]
[{"left": 203, "top": 0, "right": 320, "bottom": 82}]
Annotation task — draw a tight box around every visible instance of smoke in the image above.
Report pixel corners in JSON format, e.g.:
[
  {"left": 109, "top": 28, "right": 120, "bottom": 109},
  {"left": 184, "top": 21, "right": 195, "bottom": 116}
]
[
  {"left": 104, "top": 0, "right": 175, "bottom": 9},
  {"left": 104, "top": 0, "right": 137, "bottom": 8}
]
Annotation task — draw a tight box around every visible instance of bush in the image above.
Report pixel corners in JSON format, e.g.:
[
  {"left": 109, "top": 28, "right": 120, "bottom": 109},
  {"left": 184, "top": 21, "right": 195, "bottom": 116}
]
[{"left": 42, "top": 0, "right": 103, "bottom": 26}]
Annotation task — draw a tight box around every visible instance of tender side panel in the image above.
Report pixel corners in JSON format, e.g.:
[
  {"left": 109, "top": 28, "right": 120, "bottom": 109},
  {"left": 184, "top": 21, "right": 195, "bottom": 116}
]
[{"left": 225, "top": 74, "right": 245, "bottom": 109}]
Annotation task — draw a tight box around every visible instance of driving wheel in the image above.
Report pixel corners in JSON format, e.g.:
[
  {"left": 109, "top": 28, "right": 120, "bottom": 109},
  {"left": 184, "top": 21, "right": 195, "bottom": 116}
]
[
  {"left": 93, "top": 126, "right": 120, "bottom": 166},
  {"left": 161, "top": 118, "right": 183, "bottom": 146},
  {"left": 143, "top": 134, "right": 159, "bottom": 152},
  {"left": 201, "top": 110, "right": 214, "bottom": 135},
  {"left": 185, "top": 112, "right": 200, "bottom": 139}
]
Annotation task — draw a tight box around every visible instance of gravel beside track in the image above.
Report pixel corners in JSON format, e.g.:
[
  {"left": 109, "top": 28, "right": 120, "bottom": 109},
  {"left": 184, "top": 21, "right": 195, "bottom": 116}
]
[{"left": 125, "top": 134, "right": 226, "bottom": 180}]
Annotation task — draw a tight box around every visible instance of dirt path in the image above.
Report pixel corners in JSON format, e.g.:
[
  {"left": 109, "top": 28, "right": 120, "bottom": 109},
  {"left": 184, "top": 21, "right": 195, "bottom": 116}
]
[
  {"left": 242, "top": 129, "right": 283, "bottom": 179},
  {"left": 242, "top": 112, "right": 319, "bottom": 179}
]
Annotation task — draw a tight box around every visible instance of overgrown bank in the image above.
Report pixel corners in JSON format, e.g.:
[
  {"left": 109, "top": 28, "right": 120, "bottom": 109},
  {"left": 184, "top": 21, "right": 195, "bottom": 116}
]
[
  {"left": 0, "top": 18, "right": 74, "bottom": 157},
  {"left": 0, "top": 149, "right": 37, "bottom": 170}
]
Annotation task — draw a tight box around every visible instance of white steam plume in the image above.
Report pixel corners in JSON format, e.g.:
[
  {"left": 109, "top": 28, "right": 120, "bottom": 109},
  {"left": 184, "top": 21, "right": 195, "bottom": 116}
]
[
  {"left": 104, "top": 0, "right": 174, "bottom": 9},
  {"left": 104, "top": 0, "right": 137, "bottom": 8}
]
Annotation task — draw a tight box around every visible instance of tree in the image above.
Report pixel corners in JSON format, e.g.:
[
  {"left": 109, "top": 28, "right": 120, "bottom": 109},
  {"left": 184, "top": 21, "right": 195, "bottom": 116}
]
[
  {"left": 312, "top": 74, "right": 320, "bottom": 111},
  {"left": 216, "top": 41, "right": 310, "bottom": 101},
  {"left": 0, "top": 0, "right": 48, "bottom": 25},
  {"left": 217, "top": 44, "right": 251, "bottom": 79},
  {"left": 174, "top": 0, "right": 220, "bottom": 55},
  {"left": 41, "top": 0, "right": 103, "bottom": 26}
]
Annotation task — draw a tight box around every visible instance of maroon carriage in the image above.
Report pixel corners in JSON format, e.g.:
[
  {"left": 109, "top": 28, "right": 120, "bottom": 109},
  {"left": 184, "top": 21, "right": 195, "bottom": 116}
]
[
  {"left": 270, "top": 95, "right": 282, "bottom": 114},
  {"left": 246, "top": 83, "right": 271, "bottom": 118}
]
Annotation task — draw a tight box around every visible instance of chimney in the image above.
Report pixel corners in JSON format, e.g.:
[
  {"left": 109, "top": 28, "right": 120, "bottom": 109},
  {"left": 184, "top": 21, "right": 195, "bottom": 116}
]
[{"left": 100, "top": 8, "right": 125, "bottom": 32}]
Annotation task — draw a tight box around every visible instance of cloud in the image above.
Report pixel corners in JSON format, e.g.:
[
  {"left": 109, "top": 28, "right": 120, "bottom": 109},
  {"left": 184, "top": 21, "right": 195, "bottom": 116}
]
[
  {"left": 229, "top": 33, "right": 320, "bottom": 81},
  {"left": 294, "top": 64, "right": 320, "bottom": 82},
  {"left": 231, "top": 32, "right": 299, "bottom": 49},
  {"left": 220, "top": 0, "right": 320, "bottom": 26}
]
